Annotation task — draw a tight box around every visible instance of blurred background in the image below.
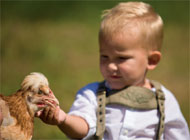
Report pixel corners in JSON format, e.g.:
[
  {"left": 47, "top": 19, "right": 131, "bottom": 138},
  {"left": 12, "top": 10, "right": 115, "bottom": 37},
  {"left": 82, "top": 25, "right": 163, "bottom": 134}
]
[{"left": 1, "top": 1, "right": 189, "bottom": 139}]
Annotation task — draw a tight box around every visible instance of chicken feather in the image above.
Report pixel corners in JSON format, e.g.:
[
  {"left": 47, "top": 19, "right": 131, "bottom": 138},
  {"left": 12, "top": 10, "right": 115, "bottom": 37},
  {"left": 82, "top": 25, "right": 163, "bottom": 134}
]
[{"left": 0, "top": 72, "right": 59, "bottom": 140}]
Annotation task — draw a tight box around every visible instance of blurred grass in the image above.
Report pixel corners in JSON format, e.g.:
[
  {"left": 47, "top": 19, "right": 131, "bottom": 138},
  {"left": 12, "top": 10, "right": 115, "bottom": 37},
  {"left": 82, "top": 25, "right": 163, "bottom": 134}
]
[{"left": 1, "top": 1, "right": 189, "bottom": 139}]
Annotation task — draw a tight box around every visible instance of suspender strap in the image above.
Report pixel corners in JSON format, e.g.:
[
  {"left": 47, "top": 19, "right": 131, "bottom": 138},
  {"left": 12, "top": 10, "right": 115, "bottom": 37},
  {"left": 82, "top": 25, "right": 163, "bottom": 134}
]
[
  {"left": 151, "top": 80, "right": 165, "bottom": 140},
  {"left": 95, "top": 81, "right": 106, "bottom": 140},
  {"left": 95, "top": 81, "right": 165, "bottom": 140}
]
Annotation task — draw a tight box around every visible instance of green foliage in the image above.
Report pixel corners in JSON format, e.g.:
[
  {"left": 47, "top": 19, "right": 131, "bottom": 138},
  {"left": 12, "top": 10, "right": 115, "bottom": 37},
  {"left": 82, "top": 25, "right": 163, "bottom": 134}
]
[{"left": 1, "top": 1, "right": 189, "bottom": 138}]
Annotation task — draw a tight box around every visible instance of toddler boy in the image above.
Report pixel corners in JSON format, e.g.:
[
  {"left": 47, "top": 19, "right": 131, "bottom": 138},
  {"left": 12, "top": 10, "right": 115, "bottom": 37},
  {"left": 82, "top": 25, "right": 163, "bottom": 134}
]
[{"left": 37, "top": 2, "right": 190, "bottom": 140}]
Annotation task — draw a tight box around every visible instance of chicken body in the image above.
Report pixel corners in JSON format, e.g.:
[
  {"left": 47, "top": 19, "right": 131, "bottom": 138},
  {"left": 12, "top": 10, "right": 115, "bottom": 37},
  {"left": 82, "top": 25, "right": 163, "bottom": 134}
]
[
  {"left": 0, "top": 92, "right": 33, "bottom": 140},
  {"left": 0, "top": 72, "right": 59, "bottom": 140}
]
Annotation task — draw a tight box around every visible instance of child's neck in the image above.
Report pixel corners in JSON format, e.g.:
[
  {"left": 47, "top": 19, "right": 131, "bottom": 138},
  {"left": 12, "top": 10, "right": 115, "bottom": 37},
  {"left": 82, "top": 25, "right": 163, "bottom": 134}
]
[{"left": 139, "top": 79, "right": 152, "bottom": 89}]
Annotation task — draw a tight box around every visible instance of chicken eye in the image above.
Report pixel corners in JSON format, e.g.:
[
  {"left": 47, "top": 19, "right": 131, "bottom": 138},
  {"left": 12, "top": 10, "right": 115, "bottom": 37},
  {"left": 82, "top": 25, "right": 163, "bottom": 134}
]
[{"left": 38, "top": 90, "right": 43, "bottom": 95}]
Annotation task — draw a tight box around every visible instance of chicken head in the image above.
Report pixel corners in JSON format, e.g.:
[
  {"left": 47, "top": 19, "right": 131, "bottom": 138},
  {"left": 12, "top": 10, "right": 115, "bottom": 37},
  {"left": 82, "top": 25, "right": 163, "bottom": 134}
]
[{"left": 21, "top": 72, "right": 59, "bottom": 116}]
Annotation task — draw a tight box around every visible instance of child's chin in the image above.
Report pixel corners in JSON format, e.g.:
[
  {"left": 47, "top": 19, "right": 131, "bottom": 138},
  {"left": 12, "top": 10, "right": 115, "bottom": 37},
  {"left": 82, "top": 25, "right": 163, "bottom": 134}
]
[{"left": 109, "top": 83, "right": 125, "bottom": 90}]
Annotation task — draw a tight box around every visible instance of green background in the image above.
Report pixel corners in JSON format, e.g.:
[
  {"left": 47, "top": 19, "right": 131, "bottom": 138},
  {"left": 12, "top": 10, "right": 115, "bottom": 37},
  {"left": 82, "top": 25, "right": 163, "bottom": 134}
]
[{"left": 1, "top": 1, "right": 189, "bottom": 139}]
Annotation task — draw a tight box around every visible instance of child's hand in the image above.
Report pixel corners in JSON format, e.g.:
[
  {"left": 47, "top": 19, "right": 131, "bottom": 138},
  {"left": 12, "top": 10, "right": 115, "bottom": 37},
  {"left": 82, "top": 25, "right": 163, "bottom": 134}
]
[
  {"left": 36, "top": 106, "right": 67, "bottom": 126},
  {"left": 0, "top": 107, "right": 3, "bottom": 125},
  {"left": 35, "top": 88, "right": 67, "bottom": 125}
]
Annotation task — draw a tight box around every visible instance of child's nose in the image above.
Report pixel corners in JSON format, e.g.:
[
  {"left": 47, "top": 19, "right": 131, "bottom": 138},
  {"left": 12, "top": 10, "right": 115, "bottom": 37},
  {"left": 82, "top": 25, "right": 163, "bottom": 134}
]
[{"left": 108, "top": 62, "right": 118, "bottom": 72}]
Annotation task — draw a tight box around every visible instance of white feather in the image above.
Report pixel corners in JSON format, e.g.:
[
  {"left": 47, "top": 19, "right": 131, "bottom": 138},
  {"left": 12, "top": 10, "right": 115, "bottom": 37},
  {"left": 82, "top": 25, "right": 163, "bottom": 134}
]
[{"left": 21, "top": 72, "right": 49, "bottom": 93}]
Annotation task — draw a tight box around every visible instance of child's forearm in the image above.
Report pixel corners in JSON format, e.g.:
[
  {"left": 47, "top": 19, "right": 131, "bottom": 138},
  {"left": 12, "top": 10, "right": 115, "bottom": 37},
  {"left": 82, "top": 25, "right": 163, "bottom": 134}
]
[
  {"left": 58, "top": 113, "right": 89, "bottom": 139},
  {"left": 36, "top": 106, "right": 89, "bottom": 139}
]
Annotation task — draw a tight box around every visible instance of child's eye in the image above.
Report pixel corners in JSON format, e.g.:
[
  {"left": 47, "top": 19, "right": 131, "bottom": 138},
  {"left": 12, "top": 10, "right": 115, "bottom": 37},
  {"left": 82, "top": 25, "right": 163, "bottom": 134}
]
[
  {"left": 100, "top": 55, "right": 108, "bottom": 59},
  {"left": 119, "top": 57, "right": 127, "bottom": 60},
  {"left": 118, "top": 56, "right": 132, "bottom": 62},
  {"left": 119, "top": 57, "right": 129, "bottom": 60}
]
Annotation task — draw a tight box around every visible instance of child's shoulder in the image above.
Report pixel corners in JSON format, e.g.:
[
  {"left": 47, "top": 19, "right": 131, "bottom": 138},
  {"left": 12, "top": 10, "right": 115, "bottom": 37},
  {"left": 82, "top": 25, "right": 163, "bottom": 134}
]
[
  {"left": 160, "top": 84, "right": 176, "bottom": 99},
  {"left": 78, "top": 82, "right": 100, "bottom": 92},
  {"left": 160, "top": 83, "right": 180, "bottom": 107},
  {"left": 73, "top": 82, "right": 101, "bottom": 103},
  {"left": 76, "top": 82, "right": 100, "bottom": 97},
  {"left": 151, "top": 80, "right": 175, "bottom": 99}
]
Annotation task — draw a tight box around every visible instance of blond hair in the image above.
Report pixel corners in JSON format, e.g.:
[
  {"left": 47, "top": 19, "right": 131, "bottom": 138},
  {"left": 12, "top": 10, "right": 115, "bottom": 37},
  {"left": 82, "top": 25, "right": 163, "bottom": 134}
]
[{"left": 99, "top": 2, "right": 164, "bottom": 51}]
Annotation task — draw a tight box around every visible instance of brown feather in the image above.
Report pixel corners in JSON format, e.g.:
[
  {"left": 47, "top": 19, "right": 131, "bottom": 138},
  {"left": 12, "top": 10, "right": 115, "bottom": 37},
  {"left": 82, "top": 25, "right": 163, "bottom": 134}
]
[
  {"left": 2, "top": 91, "right": 34, "bottom": 136},
  {"left": 0, "top": 72, "right": 59, "bottom": 140},
  {"left": 1, "top": 91, "right": 33, "bottom": 140}
]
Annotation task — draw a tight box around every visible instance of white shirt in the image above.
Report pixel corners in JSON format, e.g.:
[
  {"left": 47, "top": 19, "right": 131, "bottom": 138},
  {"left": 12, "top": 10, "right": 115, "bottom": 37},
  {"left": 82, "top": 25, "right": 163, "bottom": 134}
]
[{"left": 69, "top": 82, "right": 190, "bottom": 140}]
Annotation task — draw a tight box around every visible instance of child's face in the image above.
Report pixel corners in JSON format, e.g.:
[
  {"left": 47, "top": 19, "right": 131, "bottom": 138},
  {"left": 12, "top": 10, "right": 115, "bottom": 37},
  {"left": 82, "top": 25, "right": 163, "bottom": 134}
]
[{"left": 99, "top": 29, "right": 150, "bottom": 89}]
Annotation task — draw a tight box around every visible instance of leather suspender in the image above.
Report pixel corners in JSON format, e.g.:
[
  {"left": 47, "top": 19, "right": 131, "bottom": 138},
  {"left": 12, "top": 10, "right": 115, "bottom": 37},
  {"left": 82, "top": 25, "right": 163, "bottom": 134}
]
[
  {"left": 94, "top": 81, "right": 106, "bottom": 139},
  {"left": 94, "top": 80, "right": 165, "bottom": 140},
  {"left": 152, "top": 80, "right": 165, "bottom": 140}
]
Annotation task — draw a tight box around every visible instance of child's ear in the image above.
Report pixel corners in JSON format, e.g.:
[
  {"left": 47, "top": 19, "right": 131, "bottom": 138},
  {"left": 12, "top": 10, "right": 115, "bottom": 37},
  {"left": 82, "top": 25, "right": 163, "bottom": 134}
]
[{"left": 147, "top": 51, "right": 161, "bottom": 70}]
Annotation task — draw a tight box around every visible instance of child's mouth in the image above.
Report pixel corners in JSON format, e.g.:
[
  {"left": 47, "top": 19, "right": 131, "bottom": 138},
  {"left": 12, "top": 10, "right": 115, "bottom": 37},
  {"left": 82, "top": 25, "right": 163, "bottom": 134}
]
[{"left": 110, "top": 75, "right": 121, "bottom": 79}]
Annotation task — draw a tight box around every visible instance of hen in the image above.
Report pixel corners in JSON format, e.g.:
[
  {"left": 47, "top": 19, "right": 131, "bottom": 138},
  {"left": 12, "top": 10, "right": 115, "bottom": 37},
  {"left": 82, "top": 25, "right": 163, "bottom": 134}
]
[{"left": 0, "top": 72, "right": 59, "bottom": 140}]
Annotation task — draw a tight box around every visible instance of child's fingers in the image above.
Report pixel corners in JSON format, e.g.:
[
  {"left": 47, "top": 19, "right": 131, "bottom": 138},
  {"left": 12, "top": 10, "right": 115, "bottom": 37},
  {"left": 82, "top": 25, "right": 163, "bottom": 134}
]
[
  {"left": 53, "top": 106, "right": 60, "bottom": 120},
  {"left": 35, "top": 110, "right": 42, "bottom": 117},
  {"left": 46, "top": 88, "right": 59, "bottom": 106},
  {"left": 40, "top": 107, "right": 51, "bottom": 122},
  {"left": 0, "top": 107, "right": 2, "bottom": 125},
  {"left": 39, "top": 106, "right": 57, "bottom": 125},
  {"left": 44, "top": 99, "right": 56, "bottom": 108},
  {"left": 47, "top": 107, "right": 55, "bottom": 123}
]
